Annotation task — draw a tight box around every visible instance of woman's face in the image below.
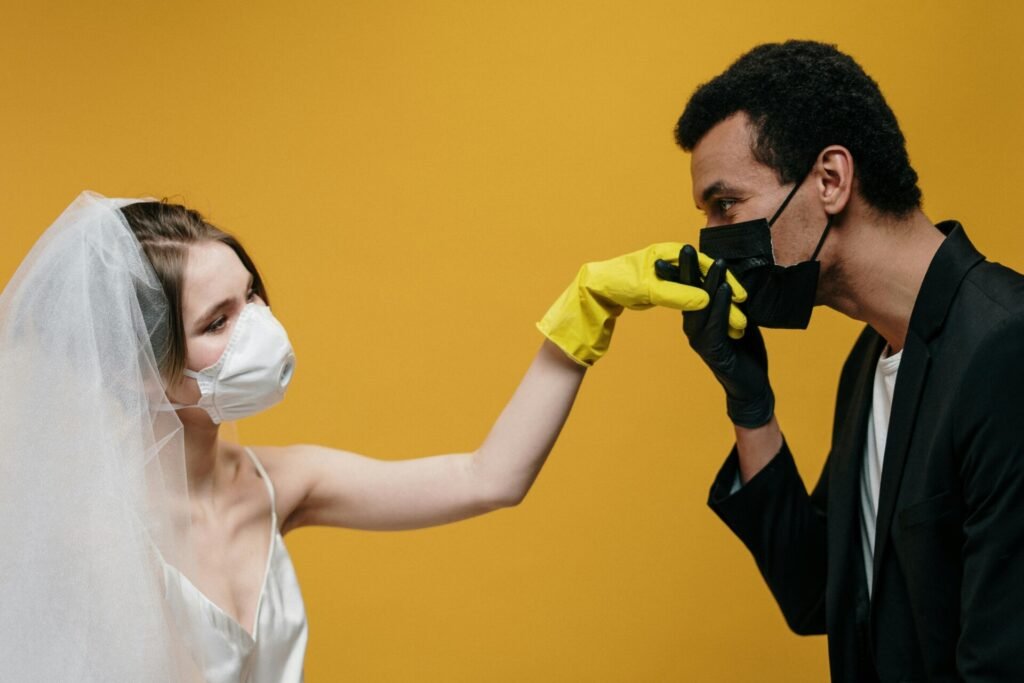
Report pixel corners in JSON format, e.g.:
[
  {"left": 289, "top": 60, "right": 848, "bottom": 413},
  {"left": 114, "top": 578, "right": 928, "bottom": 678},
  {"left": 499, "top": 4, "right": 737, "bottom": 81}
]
[{"left": 166, "top": 240, "right": 262, "bottom": 407}]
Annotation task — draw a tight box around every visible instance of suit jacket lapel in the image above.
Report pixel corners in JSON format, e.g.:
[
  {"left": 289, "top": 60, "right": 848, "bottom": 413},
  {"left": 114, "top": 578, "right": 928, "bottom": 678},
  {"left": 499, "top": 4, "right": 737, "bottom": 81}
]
[{"left": 868, "top": 221, "right": 983, "bottom": 594}]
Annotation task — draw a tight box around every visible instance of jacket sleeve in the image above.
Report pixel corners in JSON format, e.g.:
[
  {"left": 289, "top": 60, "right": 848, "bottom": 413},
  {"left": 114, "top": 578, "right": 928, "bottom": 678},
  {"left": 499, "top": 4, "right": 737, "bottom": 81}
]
[
  {"left": 708, "top": 442, "right": 829, "bottom": 635},
  {"left": 955, "top": 315, "right": 1024, "bottom": 680}
]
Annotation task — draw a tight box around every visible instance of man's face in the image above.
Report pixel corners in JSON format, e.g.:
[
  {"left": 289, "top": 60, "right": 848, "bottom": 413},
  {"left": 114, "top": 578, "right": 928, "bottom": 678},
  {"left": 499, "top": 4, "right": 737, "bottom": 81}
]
[{"left": 690, "top": 112, "right": 821, "bottom": 267}]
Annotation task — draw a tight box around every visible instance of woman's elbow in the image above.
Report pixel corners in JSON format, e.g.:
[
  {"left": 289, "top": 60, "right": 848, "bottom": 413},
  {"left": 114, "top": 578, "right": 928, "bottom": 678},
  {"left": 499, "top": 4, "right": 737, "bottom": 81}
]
[
  {"left": 479, "top": 481, "right": 529, "bottom": 510},
  {"left": 472, "top": 469, "right": 531, "bottom": 510},
  {"left": 467, "top": 453, "right": 533, "bottom": 510}
]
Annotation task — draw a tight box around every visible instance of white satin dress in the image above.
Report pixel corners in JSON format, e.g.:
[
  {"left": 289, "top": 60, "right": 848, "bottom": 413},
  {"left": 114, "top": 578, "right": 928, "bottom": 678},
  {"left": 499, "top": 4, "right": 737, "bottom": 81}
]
[{"left": 162, "top": 448, "right": 309, "bottom": 682}]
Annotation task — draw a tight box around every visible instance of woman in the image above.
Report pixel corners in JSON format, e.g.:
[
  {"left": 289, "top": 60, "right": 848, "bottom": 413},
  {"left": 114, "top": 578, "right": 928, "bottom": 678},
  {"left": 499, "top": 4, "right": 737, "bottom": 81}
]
[{"left": 0, "top": 192, "right": 743, "bottom": 682}]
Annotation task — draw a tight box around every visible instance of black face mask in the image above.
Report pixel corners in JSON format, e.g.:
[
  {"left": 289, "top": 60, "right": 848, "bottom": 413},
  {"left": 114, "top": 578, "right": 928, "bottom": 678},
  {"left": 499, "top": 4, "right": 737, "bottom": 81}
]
[{"left": 698, "top": 173, "right": 833, "bottom": 329}]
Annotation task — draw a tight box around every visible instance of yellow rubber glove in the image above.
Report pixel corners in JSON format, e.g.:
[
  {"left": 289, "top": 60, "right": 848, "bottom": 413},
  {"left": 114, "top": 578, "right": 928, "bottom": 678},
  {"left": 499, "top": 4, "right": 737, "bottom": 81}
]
[{"left": 537, "top": 243, "right": 747, "bottom": 367}]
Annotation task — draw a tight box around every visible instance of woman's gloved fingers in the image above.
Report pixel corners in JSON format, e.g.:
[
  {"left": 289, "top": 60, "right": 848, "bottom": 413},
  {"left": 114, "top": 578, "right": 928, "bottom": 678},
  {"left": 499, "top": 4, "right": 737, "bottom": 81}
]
[
  {"left": 727, "top": 300, "right": 747, "bottom": 333},
  {"left": 728, "top": 309, "right": 747, "bottom": 339},
  {"left": 648, "top": 242, "right": 686, "bottom": 266},
  {"left": 697, "top": 251, "right": 747, "bottom": 303},
  {"left": 703, "top": 258, "right": 747, "bottom": 335},
  {"left": 656, "top": 244, "right": 746, "bottom": 311},
  {"left": 660, "top": 251, "right": 748, "bottom": 339},
  {"left": 648, "top": 244, "right": 710, "bottom": 311},
  {"left": 648, "top": 278, "right": 710, "bottom": 311}
]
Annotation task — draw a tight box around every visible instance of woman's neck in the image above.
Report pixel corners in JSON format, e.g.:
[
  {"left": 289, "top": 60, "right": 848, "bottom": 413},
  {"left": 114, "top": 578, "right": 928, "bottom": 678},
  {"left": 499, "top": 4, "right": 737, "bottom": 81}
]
[{"left": 183, "top": 417, "right": 223, "bottom": 499}]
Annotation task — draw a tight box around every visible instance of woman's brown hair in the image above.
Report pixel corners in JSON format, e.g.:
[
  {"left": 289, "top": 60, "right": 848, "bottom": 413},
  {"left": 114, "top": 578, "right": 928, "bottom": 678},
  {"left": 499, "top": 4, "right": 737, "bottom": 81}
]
[{"left": 119, "top": 200, "right": 269, "bottom": 384}]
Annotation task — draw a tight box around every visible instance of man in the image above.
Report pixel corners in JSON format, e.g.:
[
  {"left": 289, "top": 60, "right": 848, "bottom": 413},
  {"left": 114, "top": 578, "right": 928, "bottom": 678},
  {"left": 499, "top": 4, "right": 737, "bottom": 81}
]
[{"left": 660, "top": 41, "right": 1024, "bottom": 681}]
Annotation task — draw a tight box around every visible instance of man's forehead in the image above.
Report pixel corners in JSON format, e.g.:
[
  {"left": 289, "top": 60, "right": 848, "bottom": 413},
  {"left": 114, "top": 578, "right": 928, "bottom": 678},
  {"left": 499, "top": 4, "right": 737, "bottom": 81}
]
[{"left": 689, "top": 113, "right": 770, "bottom": 202}]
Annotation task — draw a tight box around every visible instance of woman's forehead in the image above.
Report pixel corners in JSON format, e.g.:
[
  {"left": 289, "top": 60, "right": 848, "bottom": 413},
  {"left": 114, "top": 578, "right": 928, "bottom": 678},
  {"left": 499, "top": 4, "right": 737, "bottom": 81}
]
[{"left": 181, "top": 241, "right": 250, "bottom": 317}]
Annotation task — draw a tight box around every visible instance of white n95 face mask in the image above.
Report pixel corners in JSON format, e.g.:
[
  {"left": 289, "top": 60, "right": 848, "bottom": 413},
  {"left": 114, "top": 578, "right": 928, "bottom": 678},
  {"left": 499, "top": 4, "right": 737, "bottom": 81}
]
[{"left": 175, "top": 303, "right": 296, "bottom": 424}]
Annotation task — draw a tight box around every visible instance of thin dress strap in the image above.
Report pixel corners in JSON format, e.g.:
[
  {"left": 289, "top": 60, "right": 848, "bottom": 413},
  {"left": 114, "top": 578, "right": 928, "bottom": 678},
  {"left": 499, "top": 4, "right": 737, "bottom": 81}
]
[{"left": 244, "top": 447, "right": 277, "bottom": 527}]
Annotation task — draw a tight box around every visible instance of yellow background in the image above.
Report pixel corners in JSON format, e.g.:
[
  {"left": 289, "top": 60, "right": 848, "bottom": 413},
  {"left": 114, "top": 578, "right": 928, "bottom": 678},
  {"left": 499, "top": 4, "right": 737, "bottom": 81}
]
[{"left": 2, "top": 2, "right": 1021, "bottom": 680}]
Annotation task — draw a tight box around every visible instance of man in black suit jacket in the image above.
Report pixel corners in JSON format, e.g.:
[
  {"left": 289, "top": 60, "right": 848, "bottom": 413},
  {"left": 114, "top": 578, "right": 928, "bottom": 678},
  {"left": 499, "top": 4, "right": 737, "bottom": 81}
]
[{"left": 662, "top": 41, "right": 1024, "bottom": 681}]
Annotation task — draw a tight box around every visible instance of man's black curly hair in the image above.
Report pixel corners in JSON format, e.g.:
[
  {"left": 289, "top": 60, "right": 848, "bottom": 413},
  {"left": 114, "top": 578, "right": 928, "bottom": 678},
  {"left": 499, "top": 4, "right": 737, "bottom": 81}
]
[{"left": 676, "top": 41, "right": 921, "bottom": 217}]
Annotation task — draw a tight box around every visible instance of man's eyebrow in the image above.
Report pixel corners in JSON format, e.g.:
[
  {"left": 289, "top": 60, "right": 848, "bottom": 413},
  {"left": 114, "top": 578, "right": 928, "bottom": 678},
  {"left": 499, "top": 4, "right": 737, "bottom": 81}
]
[{"left": 700, "top": 180, "right": 742, "bottom": 203}]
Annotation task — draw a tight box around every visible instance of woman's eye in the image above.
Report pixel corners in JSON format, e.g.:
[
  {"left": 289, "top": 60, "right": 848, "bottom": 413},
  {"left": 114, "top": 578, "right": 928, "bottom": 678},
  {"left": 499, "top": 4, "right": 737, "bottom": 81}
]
[
  {"left": 206, "top": 316, "right": 227, "bottom": 334},
  {"left": 246, "top": 289, "right": 256, "bottom": 301}
]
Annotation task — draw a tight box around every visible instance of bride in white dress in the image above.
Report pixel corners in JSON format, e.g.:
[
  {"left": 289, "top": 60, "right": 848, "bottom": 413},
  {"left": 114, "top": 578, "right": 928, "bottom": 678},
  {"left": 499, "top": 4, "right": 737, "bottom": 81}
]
[{"left": 0, "top": 192, "right": 738, "bottom": 682}]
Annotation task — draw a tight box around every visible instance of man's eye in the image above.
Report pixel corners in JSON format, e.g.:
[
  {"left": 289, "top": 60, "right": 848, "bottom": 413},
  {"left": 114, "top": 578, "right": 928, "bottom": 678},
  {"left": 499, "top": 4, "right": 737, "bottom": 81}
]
[{"left": 717, "top": 198, "right": 737, "bottom": 212}]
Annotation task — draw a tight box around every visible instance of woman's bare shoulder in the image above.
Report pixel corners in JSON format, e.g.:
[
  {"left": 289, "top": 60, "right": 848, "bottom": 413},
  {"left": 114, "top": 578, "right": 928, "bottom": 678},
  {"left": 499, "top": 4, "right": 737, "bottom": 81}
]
[{"left": 242, "top": 444, "right": 312, "bottom": 534}]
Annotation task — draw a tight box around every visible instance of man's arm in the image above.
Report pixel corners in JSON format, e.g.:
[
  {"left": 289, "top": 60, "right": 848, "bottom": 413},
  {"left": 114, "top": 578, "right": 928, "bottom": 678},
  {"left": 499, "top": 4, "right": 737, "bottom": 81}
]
[
  {"left": 709, "top": 426, "right": 829, "bottom": 636},
  {"left": 735, "top": 415, "right": 784, "bottom": 484},
  {"left": 661, "top": 251, "right": 830, "bottom": 634}
]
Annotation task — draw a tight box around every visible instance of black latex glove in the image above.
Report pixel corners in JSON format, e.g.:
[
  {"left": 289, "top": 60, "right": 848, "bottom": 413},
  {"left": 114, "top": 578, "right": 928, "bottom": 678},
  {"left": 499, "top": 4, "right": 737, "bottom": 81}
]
[{"left": 655, "top": 245, "right": 775, "bottom": 428}]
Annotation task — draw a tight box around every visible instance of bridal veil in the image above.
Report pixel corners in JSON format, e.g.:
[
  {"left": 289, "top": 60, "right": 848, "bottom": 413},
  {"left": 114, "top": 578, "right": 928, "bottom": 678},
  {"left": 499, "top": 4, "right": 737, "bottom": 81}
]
[{"left": 0, "top": 192, "right": 203, "bottom": 680}]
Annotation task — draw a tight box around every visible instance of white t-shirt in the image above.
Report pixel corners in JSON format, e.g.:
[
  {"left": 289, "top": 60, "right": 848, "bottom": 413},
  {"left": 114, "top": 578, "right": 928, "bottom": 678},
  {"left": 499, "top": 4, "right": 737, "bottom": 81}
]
[{"left": 860, "top": 346, "right": 902, "bottom": 596}]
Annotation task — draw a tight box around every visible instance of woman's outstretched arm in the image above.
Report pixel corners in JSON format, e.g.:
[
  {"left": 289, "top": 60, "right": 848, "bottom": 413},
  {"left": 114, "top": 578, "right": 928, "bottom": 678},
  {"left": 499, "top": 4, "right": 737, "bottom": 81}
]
[
  {"left": 267, "top": 338, "right": 583, "bottom": 532},
  {"left": 260, "top": 243, "right": 744, "bottom": 533}
]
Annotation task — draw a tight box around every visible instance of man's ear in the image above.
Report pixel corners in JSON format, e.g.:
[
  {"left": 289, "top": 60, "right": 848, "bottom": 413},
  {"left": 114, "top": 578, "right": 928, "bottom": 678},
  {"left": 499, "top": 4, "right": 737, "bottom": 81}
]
[{"left": 816, "top": 145, "right": 854, "bottom": 216}]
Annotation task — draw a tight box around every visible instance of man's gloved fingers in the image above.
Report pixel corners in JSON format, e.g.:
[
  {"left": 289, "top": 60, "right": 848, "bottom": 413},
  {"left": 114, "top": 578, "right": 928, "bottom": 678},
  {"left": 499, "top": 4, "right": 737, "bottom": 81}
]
[
  {"left": 705, "top": 281, "right": 735, "bottom": 339},
  {"left": 703, "top": 258, "right": 726, "bottom": 296},
  {"left": 728, "top": 323, "right": 746, "bottom": 340},
  {"left": 648, "top": 279, "right": 711, "bottom": 311},
  {"left": 706, "top": 261, "right": 747, "bottom": 333},
  {"left": 654, "top": 259, "right": 681, "bottom": 283},
  {"left": 697, "top": 252, "right": 747, "bottom": 302},
  {"left": 682, "top": 256, "right": 725, "bottom": 338},
  {"left": 679, "top": 245, "right": 702, "bottom": 287}
]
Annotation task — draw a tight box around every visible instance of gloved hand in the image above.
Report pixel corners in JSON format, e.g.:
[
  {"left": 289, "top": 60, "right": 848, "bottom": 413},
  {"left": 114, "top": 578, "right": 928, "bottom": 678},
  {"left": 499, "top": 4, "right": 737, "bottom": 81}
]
[
  {"left": 537, "top": 243, "right": 746, "bottom": 367},
  {"left": 653, "top": 250, "right": 749, "bottom": 340},
  {"left": 656, "top": 244, "right": 775, "bottom": 428}
]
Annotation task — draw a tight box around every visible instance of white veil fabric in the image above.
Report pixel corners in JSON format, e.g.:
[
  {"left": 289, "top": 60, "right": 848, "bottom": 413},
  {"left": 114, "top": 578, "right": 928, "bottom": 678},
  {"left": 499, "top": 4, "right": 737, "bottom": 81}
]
[{"left": 0, "top": 192, "right": 203, "bottom": 681}]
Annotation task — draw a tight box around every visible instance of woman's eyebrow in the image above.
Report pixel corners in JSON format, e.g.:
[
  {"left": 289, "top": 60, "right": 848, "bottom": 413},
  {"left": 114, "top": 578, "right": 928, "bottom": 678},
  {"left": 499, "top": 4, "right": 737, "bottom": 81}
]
[
  {"left": 196, "top": 298, "right": 232, "bottom": 327},
  {"left": 195, "top": 275, "right": 255, "bottom": 326}
]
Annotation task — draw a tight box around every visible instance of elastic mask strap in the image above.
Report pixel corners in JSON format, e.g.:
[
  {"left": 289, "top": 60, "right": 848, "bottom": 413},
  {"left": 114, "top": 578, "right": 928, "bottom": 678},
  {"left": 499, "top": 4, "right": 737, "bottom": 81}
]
[
  {"left": 160, "top": 402, "right": 199, "bottom": 411},
  {"left": 768, "top": 175, "right": 806, "bottom": 227},
  {"left": 160, "top": 368, "right": 204, "bottom": 411},
  {"left": 809, "top": 215, "right": 834, "bottom": 262}
]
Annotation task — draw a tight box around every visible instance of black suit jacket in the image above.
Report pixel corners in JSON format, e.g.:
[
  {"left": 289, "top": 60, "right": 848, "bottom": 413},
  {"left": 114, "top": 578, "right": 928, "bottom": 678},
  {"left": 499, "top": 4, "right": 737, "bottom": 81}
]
[{"left": 708, "top": 223, "right": 1024, "bottom": 682}]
